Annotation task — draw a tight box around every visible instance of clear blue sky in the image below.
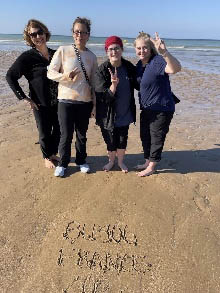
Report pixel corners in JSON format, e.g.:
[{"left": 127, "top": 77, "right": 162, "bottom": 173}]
[{"left": 1, "top": 0, "right": 219, "bottom": 39}]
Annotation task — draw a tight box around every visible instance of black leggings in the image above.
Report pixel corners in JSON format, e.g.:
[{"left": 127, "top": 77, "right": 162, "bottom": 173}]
[
  {"left": 140, "top": 109, "right": 173, "bottom": 162},
  {"left": 100, "top": 125, "right": 129, "bottom": 151},
  {"left": 58, "top": 102, "right": 92, "bottom": 168},
  {"left": 33, "top": 105, "right": 60, "bottom": 159}
]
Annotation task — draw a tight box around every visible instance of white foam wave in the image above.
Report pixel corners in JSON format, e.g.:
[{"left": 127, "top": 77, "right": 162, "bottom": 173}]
[
  {"left": 87, "top": 43, "right": 104, "bottom": 47},
  {"left": 47, "top": 41, "right": 68, "bottom": 46},
  {"left": 184, "top": 47, "right": 220, "bottom": 52},
  {"left": 0, "top": 39, "right": 23, "bottom": 43},
  {"left": 166, "top": 46, "right": 185, "bottom": 49}
]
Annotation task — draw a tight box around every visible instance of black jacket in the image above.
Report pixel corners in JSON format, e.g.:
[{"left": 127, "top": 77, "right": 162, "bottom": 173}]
[
  {"left": 95, "top": 58, "right": 139, "bottom": 130},
  {"left": 6, "top": 48, "right": 57, "bottom": 107}
]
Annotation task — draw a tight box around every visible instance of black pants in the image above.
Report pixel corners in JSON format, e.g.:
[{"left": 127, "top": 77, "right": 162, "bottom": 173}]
[
  {"left": 100, "top": 125, "right": 129, "bottom": 151},
  {"left": 140, "top": 109, "right": 173, "bottom": 162},
  {"left": 33, "top": 105, "right": 60, "bottom": 159},
  {"left": 58, "top": 102, "right": 92, "bottom": 168}
]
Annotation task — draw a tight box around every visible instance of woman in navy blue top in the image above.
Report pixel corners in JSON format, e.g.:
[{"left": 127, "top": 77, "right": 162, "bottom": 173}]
[{"left": 135, "top": 32, "right": 181, "bottom": 176}]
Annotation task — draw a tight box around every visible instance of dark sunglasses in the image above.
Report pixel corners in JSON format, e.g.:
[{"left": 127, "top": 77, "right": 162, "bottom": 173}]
[
  {"left": 29, "top": 29, "right": 44, "bottom": 38},
  {"left": 73, "top": 30, "right": 89, "bottom": 36}
]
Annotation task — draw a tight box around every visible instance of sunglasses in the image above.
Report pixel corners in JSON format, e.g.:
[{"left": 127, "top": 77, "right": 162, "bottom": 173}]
[
  {"left": 29, "top": 29, "right": 44, "bottom": 38},
  {"left": 73, "top": 30, "right": 89, "bottom": 36}
]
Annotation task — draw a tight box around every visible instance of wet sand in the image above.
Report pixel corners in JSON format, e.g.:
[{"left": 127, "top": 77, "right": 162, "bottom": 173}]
[{"left": 1, "top": 51, "right": 220, "bottom": 292}]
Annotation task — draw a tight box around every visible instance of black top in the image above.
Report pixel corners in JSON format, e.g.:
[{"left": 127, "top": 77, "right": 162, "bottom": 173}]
[
  {"left": 94, "top": 58, "right": 139, "bottom": 130},
  {"left": 6, "top": 48, "right": 58, "bottom": 107}
]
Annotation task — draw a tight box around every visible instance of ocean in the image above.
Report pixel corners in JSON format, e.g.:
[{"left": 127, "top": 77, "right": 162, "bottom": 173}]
[{"left": 1, "top": 34, "right": 220, "bottom": 74}]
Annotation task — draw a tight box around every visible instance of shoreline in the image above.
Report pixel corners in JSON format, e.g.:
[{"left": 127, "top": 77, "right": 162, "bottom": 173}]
[
  {"left": 1, "top": 48, "right": 220, "bottom": 75},
  {"left": 1, "top": 49, "right": 220, "bottom": 292}
]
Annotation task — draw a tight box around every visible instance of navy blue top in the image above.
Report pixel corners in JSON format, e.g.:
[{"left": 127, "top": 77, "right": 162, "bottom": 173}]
[
  {"left": 136, "top": 55, "right": 175, "bottom": 112},
  {"left": 115, "top": 65, "right": 133, "bottom": 127}
]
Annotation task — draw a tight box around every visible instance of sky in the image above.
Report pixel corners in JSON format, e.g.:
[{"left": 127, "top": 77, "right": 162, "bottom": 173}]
[{"left": 0, "top": 0, "right": 220, "bottom": 39}]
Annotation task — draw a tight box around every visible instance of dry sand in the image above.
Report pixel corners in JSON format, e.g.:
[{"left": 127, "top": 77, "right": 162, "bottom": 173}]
[{"left": 1, "top": 51, "right": 220, "bottom": 292}]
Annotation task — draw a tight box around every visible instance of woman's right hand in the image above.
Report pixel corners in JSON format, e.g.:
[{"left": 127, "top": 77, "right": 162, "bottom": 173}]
[
  {"left": 69, "top": 67, "right": 81, "bottom": 80},
  {"left": 24, "top": 98, "right": 39, "bottom": 110},
  {"left": 109, "top": 67, "right": 119, "bottom": 94}
]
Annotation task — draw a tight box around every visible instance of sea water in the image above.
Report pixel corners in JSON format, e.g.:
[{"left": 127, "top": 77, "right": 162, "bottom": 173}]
[{"left": 0, "top": 34, "right": 220, "bottom": 74}]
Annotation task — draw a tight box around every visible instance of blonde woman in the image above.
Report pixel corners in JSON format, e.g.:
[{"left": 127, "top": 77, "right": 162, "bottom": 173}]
[{"left": 134, "top": 32, "right": 181, "bottom": 176}]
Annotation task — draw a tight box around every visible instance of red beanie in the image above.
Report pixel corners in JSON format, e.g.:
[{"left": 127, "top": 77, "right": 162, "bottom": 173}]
[{"left": 105, "top": 36, "right": 123, "bottom": 52}]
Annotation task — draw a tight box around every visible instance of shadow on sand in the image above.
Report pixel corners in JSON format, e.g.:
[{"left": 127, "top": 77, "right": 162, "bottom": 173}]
[{"left": 62, "top": 146, "right": 220, "bottom": 177}]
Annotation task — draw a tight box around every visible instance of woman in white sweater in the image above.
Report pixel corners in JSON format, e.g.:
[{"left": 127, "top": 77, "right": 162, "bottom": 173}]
[{"left": 48, "top": 17, "right": 98, "bottom": 177}]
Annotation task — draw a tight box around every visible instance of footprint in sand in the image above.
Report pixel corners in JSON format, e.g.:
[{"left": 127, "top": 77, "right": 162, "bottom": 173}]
[{"left": 193, "top": 194, "right": 210, "bottom": 212}]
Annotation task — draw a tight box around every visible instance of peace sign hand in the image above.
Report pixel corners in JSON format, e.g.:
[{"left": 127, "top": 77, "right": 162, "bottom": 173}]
[
  {"left": 108, "top": 67, "right": 119, "bottom": 87},
  {"left": 150, "top": 32, "right": 167, "bottom": 56}
]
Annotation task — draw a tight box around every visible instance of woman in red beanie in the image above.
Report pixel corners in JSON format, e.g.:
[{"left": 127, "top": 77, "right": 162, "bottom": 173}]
[{"left": 95, "top": 36, "right": 138, "bottom": 172}]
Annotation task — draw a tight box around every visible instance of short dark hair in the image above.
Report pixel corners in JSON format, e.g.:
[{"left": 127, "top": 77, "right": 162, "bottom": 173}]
[
  {"left": 24, "top": 19, "right": 51, "bottom": 47},
  {"left": 71, "top": 17, "right": 91, "bottom": 34}
]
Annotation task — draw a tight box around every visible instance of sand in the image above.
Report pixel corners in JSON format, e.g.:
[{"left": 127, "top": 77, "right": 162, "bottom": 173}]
[{"left": 1, "top": 51, "right": 220, "bottom": 292}]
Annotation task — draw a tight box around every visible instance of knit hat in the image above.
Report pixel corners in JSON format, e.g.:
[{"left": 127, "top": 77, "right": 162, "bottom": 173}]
[{"left": 104, "top": 36, "right": 123, "bottom": 52}]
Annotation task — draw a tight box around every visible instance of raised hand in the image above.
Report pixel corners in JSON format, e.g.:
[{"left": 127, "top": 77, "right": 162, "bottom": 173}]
[
  {"left": 150, "top": 32, "right": 181, "bottom": 73},
  {"left": 108, "top": 67, "right": 119, "bottom": 87},
  {"left": 150, "top": 32, "right": 167, "bottom": 56}
]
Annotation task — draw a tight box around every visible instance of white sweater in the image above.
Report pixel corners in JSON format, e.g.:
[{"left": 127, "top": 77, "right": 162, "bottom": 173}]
[{"left": 47, "top": 45, "right": 98, "bottom": 102}]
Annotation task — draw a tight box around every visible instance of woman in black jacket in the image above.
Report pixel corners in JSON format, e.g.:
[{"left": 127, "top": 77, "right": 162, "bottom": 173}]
[
  {"left": 95, "top": 36, "right": 138, "bottom": 172},
  {"left": 6, "top": 19, "right": 60, "bottom": 169}
]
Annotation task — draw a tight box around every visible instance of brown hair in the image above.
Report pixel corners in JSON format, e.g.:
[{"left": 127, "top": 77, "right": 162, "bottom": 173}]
[
  {"left": 134, "top": 31, "right": 158, "bottom": 55},
  {"left": 71, "top": 17, "right": 91, "bottom": 34},
  {"left": 23, "top": 19, "right": 51, "bottom": 47}
]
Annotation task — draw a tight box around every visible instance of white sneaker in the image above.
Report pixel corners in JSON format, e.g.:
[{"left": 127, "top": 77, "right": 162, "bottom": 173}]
[
  {"left": 77, "top": 163, "right": 90, "bottom": 173},
  {"left": 54, "top": 166, "right": 66, "bottom": 177}
]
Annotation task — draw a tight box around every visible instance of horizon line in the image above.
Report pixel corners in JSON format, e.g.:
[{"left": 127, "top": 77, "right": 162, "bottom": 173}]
[{"left": 0, "top": 33, "right": 219, "bottom": 41}]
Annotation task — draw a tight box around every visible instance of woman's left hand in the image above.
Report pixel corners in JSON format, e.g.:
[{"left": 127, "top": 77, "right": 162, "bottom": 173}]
[
  {"left": 151, "top": 32, "right": 181, "bottom": 74},
  {"left": 150, "top": 32, "right": 167, "bottom": 56}
]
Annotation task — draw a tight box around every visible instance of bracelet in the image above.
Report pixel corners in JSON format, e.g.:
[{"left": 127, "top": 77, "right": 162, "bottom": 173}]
[{"left": 161, "top": 50, "right": 169, "bottom": 57}]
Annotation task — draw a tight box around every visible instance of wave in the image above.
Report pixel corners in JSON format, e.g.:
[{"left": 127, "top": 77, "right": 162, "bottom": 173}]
[
  {"left": 181, "top": 47, "right": 220, "bottom": 52},
  {"left": 47, "top": 41, "right": 68, "bottom": 46},
  {"left": 87, "top": 43, "right": 105, "bottom": 47},
  {"left": 0, "top": 39, "right": 24, "bottom": 43},
  {"left": 47, "top": 42, "right": 106, "bottom": 47},
  {"left": 1, "top": 38, "right": 220, "bottom": 53},
  {"left": 166, "top": 46, "right": 185, "bottom": 49}
]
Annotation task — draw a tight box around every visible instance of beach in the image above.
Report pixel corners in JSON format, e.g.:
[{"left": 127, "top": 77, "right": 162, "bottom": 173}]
[{"left": 1, "top": 50, "right": 220, "bottom": 292}]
